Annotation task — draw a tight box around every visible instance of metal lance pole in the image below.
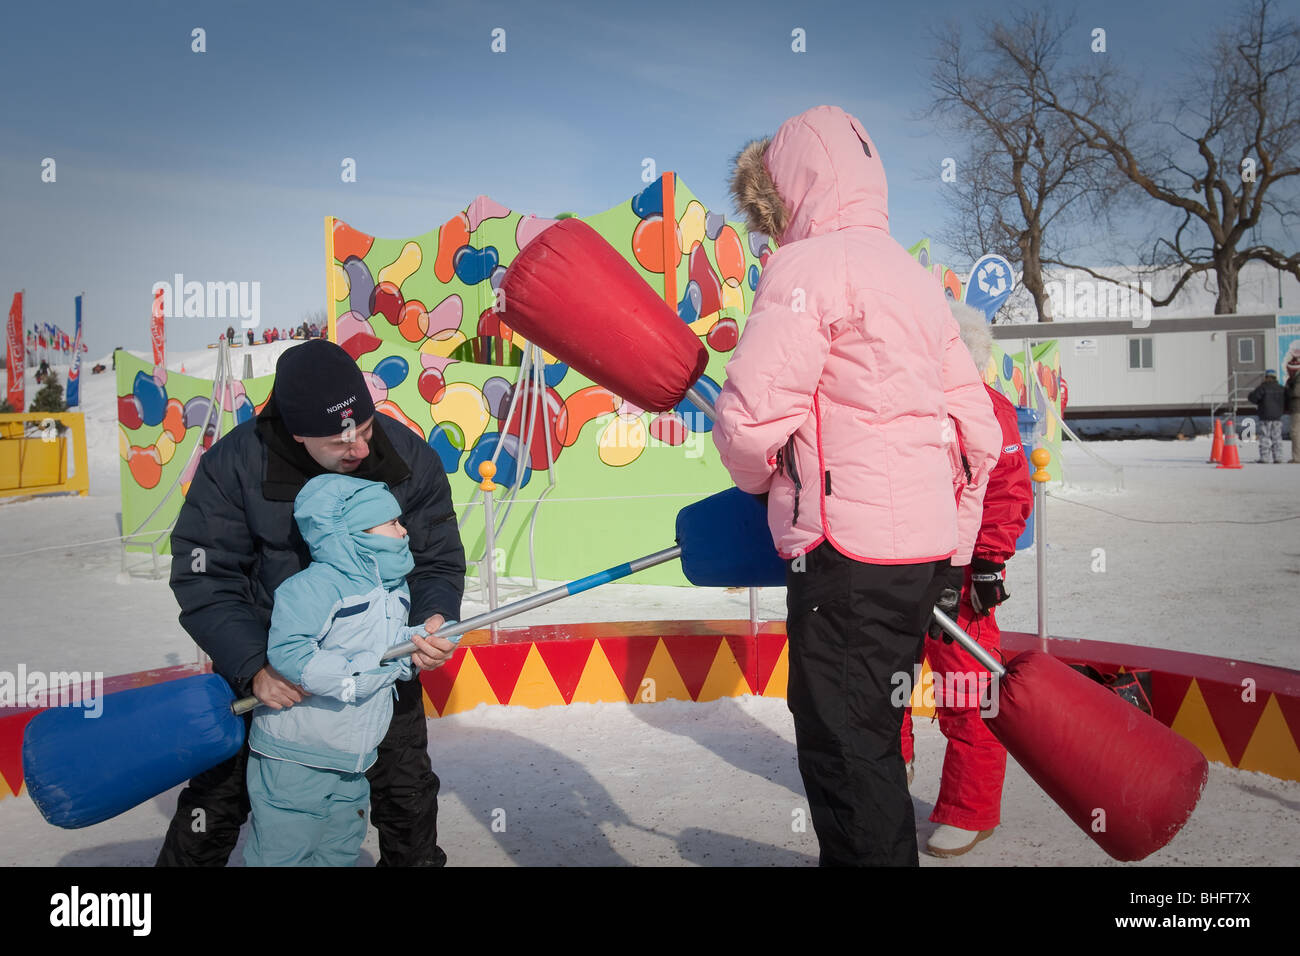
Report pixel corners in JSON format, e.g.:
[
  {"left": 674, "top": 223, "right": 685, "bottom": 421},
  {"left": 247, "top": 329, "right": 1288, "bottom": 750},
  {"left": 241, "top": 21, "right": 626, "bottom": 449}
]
[
  {"left": 1031, "top": 447, "right": 1052, "bottom": 647},
  {"left": 479, "top": 460, "right": 500, "bottom": 640}
]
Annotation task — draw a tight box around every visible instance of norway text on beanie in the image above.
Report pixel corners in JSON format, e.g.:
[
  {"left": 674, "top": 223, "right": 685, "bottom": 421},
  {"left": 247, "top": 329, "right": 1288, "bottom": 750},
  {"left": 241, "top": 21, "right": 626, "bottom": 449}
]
[{"left": 274, "top": 340, "right": 377, "bottom": 437}]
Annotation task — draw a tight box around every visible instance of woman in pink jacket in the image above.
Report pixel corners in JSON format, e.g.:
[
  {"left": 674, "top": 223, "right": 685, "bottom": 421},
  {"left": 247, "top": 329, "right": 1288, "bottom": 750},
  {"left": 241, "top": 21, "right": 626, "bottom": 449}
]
[{"left": 715, "top": 105, "right": 1002, "bottom": 866}]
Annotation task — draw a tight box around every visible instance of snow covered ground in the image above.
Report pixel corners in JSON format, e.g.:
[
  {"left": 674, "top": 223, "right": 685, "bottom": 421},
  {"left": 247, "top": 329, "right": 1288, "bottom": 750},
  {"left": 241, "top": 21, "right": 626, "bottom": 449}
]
[{"left": 1, "top": 346, "right": 1297, "bottom": 866}]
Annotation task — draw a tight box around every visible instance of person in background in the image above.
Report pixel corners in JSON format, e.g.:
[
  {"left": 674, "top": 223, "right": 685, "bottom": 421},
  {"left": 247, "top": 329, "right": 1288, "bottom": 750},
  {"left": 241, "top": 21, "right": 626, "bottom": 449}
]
[
  {"left": 901, "top": 301, "right": 1033, "bottom": 858},
  {"left": 1285, "top": 354, "right": 1300, "bottom": 464},
  {"left": 715, "top": 105, "right": 1002, "bottom": 866},
  {"left": 1248, "top": 369, "right": 1286, "bottom": 464}
]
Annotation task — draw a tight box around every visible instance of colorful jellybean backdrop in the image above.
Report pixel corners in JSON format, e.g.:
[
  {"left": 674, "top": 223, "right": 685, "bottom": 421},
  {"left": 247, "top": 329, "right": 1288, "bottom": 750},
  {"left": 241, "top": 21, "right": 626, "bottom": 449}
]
[
  {"left": 116, "top": 353, "right": 274, "bottom": 553},
  {"left": 327, "top": 175, "right": 770, "bottom": 585}
]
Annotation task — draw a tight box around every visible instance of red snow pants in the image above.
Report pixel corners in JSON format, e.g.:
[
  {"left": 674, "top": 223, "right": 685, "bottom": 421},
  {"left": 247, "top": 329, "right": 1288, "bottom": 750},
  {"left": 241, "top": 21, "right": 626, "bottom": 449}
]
[{"left": 900, "top": 576, "right": 1006, "bottom": 831}]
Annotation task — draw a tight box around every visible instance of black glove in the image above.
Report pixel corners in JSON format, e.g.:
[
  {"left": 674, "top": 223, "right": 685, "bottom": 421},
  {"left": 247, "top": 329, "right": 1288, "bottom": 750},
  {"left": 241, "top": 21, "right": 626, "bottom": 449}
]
[
  {"left": 927, "top": 562, "right": 966, "bottom": 642},
  {"left": 969, "top": 558, "right": 1008, "bottom": 618}
]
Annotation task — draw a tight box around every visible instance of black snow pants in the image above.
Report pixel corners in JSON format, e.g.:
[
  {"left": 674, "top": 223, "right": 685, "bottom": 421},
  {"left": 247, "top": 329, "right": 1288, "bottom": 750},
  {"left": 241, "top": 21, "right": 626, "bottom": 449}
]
[
  {"left": 155, "top": 676, "right": 444, "bottom": 866},
  {"left": 785, "top": 542, "right": 947, "bottom": 866}
]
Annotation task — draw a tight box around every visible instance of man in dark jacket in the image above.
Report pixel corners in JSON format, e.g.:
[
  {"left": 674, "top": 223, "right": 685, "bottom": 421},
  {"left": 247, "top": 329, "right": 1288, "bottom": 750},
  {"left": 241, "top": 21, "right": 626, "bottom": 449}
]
[
  {"left": 1286, "top": 355, "right": 1300, "bottom": 464},
  {"left": 1248, "top": 369, "right": 1286, "bottom": 464},
  {"left": 158, "top": 339, "right": 465, "bottom": 866}
]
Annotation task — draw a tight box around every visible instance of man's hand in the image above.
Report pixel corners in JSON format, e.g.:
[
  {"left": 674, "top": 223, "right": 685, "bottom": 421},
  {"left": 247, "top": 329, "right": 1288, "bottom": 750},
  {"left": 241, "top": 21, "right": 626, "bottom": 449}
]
[
  {"left": 411, "top": 615, "right": 456, "bottom": 671},
  {"left": 252, "top": 665, "right": 309, "bottom": 710}
]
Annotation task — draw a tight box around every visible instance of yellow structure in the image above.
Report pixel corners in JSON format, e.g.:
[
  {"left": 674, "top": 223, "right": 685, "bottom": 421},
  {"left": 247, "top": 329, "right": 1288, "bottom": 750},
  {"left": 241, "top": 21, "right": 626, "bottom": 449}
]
[{"left": 0, "top": 413, "right": 89, "bottom": 498}]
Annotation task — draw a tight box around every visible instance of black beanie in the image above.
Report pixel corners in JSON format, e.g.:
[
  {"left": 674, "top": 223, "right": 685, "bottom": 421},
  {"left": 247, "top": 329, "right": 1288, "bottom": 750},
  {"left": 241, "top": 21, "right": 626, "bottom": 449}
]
[{"left": 273, "top": 340, "right": 377, "bottom": 437}]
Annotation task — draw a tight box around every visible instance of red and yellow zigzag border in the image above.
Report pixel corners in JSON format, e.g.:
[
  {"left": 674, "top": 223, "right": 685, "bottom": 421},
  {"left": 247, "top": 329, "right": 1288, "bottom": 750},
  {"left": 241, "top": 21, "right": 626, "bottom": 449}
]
[{"left": 2, "top": 622, "right": 1298, "bottom": 801}]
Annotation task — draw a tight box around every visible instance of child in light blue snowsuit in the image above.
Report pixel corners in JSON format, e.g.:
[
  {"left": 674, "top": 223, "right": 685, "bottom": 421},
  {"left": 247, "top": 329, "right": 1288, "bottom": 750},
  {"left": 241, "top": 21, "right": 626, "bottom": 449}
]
[{"left": 245, "top": 474, "right": 424, "bottom": 867}]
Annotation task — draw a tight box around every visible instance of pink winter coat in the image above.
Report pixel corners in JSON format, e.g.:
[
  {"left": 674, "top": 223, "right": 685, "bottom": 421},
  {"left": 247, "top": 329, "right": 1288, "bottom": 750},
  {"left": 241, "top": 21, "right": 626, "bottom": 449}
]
[{"left": 714, "top": 106, "right": 1002, "bottom": 565}]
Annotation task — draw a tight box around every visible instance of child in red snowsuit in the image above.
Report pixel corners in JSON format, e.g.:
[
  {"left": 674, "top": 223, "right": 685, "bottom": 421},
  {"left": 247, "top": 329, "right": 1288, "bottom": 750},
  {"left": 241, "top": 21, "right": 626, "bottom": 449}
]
[{"left": 901, "top": 302, "right": 1033, "bottom": 857}]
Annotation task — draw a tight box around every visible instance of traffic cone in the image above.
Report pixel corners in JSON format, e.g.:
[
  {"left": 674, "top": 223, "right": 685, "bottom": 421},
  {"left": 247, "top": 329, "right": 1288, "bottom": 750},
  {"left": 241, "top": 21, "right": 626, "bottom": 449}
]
[
  {"left": 1207, "top": 417, "right": 1224, "bottom": 463},
  {"left": 1217, "top": 419, "right": 1242, "bottom": 469}
]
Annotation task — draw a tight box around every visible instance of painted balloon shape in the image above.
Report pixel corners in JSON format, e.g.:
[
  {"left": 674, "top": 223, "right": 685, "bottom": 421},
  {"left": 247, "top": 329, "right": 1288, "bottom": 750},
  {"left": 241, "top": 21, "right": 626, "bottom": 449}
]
[
  {"left": 705, "top": 211, "right": 726, "bottom": 241},
  {"left": 482, "top": 376, "right": 512, "bottom": 419},
  {"left": 426, "top": 294, "right": 463, "bottom": 337},
  {"left": 363, "top": 371, "right": 387, "bottom": 404},
  {"left": 373, "top": 355, "right": 409, "bottom": 389},
  {"left": 706, "top": 317, "right": 739, "bottom": 352},
  {"left": 630, "top": 180, "right": 663, "bottom": 219},
  {"left": 748, "top": 231, "right": 770, "bottom": 258},
  {"left": 543, "top": 362, "right": 567, "bottom": 388},
  {"left": 235, "top": 398, "right": 254, "bottom": 426},
  {"left": 561, "top": 385, "right": 619, "bottom": 447},
  {"left": 435, "top": 213, "right": 470, "bottom": 284},
  {"left": 162, "top": 399, "right": 186, "bottom": 441},
  {"left": 649, "top": 412, "right": 687, "bottom": 446},
  {"left": 418, "top": 368, "right": 448, "bottom": 404},
  {"left": 689, "top": 245, "right": 722, "bottom": 318},
  {"left": 678, "top": 280, "right": 702, "bottom": 323},
  {"left": 128, "top": 445, "right": 162, "bottom": 489},
  {"left": 632, "top": 217, "right": 670, "bottom": 274},
  {"left": 343, "top": 256, "right": 375, "bottom": 321},
  {"left": 398, "top": 300, "right": 428, "bottom": 342},
  {"left": 377, "top": 241, "right": 422, "bottom": 288},
  {"left": 118, "top": 394, "right": 144, "bottom": 430},
  {"left": 452, "top": 245, "right": 499, "bottom": 286},
  {"left": 598, "top": 417, "right": 646, "bottom": 467},
  {"left": 376, "top": 400, "right": 424, "bottom": 440},
  {"left": 333, "top": 221, "right": 375, "bottom": 262},
  {"left": 466, "top": 431, "right": 530, "bottom": 489},
  {"left": 465, "top": 195, "right": 512, "bottom": 232},
  {"left": 748, "top": 264, "right": 760, "bottom": 292},
  {"left": 370, "top": 281, "right": 404, "bottom": 325},
  {"left": 678, "top": 200, "right": 707, "bottom": 253},
  {"left": 430, "top": 382, "right": 491, "bottom": 450},
  {"left": 428, "top": 422, "right": 464, "bottom": 474},
  {"left": 515, "top": 215, "right": 558, "bottom": 250},
  {"left": 715, "top": 225, "right": 745, "bottom": 286},
  {"left": 182, "top": 396, "right": 212, "bottom": 430},
  {"left": 133, "top": 371, "right": 168, "bottom": 427},
  {"left": 338, "top": 310, "right": 383, "bottom": 361},
  {"left": 501, "top": 382, "right": 568, "bottom": 470}
]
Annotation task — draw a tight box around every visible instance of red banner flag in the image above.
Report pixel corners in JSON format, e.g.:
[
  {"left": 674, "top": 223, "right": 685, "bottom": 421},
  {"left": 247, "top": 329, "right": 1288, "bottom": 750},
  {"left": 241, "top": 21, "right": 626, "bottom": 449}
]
[
  {"left": 6, "top": 292, "right": 23, "bottom": 411},
  {"left": 151, "top": 288, "right": 166, "bottom": 367}
]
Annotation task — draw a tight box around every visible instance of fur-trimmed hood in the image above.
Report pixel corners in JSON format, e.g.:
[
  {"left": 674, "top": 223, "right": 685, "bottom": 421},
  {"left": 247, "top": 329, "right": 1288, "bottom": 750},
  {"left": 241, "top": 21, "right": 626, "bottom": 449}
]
[
  {"left": 949, "top": 301, "right": 993, "bottom": 372},
  {"left": 730, "top": 105, "right": 889, "bottom": 245}
]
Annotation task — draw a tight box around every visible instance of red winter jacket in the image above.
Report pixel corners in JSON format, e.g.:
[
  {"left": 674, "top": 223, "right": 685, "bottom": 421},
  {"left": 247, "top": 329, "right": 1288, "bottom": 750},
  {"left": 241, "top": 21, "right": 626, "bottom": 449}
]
[{"left": 975, "top": 385, "right": 1033, "bottom": 564}]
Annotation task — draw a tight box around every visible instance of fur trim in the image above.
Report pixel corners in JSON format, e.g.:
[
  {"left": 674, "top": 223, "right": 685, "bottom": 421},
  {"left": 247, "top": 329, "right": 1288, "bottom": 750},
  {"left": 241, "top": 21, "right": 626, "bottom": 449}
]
[
  {"left": 730, "top": 137, "right": 789, "bottom": 240},
  {"left": 950, "top": 301, "right": 993, "bottom": 371}
]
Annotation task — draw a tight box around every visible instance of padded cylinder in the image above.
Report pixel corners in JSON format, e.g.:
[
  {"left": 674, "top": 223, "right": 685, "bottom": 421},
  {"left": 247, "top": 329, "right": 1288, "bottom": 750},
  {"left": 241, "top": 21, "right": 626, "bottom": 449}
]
[
  {"left": 676, "top": 487, "right": 786, "bottom": 587},
  {"left": 500, "top": 218, "right": 707, "bottom": 411},
  {"left": 23, "top": 673, "right": 246, "bottom": 829},
  {"left": 987, "top": 650, "right": 1208, "bottom": 861}
]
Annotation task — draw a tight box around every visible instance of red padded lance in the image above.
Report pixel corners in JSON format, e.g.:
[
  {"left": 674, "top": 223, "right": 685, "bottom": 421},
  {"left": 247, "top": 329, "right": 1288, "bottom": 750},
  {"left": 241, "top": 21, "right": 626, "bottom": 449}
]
[
  {"left": 500, "top": 218, "right": 707, "bottom": 411},
  {"left": 987, "top": 651, "right": 1208, "bottom": 861}
]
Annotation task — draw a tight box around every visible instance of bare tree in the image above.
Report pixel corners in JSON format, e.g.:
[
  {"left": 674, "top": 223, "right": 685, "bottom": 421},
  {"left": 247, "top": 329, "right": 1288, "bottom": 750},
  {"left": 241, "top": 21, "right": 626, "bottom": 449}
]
[
  {"left": 929, "top": 10, "right": 1121, "bottom": 322},
  {"left": 1045, "top": 0, "right": 1300, "bottom": 313}
]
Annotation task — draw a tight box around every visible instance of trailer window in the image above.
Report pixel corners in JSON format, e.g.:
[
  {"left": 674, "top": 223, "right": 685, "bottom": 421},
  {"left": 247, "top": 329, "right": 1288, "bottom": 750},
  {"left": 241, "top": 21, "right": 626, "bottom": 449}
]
[
  {"left": 1128, "top": 337, "right": 1153, "bottom": 369},
  {"left": 1237, "top": 338, "right": 1255, "bottom": 364}
]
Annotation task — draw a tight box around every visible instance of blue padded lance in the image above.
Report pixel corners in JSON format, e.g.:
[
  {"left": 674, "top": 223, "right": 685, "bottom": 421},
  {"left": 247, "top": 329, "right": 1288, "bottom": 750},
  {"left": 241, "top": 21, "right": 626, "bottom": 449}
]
[
  {"left": 676, "top": 487, "right": 787, "bottom": 587},
  {"left": 23, "top": 673, "right": 246, "bottom": 829}
]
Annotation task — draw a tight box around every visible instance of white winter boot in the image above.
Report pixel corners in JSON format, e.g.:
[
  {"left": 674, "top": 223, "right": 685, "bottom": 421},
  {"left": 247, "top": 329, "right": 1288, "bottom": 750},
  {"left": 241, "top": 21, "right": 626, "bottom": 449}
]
[{"left": 926, "top": 824, "right": 996, "bottom": 858}]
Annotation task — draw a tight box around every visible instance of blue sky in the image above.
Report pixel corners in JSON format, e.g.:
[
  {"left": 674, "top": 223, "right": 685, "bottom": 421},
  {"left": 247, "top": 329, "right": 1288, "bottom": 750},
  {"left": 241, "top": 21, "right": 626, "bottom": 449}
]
[{"left": 0, "top": 0, "right": 1256, "bottom": 354}]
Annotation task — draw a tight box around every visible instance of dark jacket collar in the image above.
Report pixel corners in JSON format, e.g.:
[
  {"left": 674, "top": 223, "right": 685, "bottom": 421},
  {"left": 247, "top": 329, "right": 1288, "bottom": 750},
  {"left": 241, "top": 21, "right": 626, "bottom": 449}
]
[{"left": 256, "top": 391, "right": 412, "bottom": 502}]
